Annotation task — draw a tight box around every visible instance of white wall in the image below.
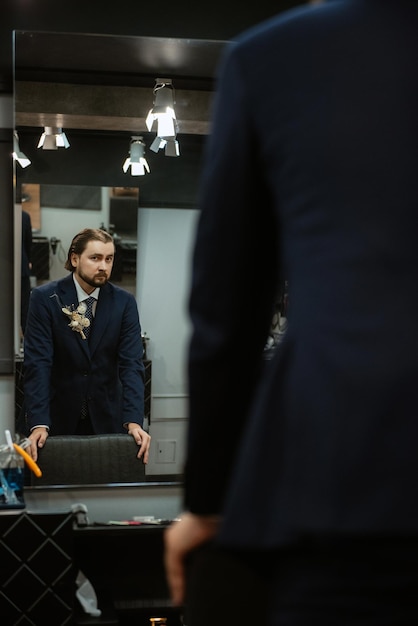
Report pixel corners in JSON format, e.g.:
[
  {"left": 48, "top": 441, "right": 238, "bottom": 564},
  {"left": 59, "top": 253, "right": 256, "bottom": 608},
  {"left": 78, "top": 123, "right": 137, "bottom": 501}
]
[
  {"left": 137, "top": 207, "right": 198, "bottom": 395},
  {"left": 34, "top": 188, "right": 110, "bottom": 284},
  {"left": 137, "top": 207, "right": 199, "bottom": 474}
]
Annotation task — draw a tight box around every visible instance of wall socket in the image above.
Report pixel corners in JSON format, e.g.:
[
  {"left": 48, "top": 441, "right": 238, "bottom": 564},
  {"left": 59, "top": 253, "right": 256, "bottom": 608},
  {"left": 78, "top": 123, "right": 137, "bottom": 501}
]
[{"left": 156, "top": 439, "right": 177, "bottom": 463}]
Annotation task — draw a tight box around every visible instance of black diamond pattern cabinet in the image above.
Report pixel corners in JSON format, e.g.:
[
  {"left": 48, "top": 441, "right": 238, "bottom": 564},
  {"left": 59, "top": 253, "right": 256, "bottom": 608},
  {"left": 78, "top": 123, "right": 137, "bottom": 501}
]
[{"left": 0, "top": 512, "right": 76, "bottom": 625}]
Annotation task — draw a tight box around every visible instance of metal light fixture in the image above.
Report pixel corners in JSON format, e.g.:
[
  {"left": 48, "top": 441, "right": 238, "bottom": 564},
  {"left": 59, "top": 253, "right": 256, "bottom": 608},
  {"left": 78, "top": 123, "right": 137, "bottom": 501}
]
[
  {"left": 146, "top": 78, "right": 180, "bottom": 157},
  {"left": 149, "top": 136, "right": 180, "bottom": 157},
  {"left": 122, "top": 136, "right": 150, "bottom": 176},
  {"left": 13, "top": 131, "right": 31, "bottom": 168},
  {"left": 37, "top": 126, "right": 70, "bottom": 150}
]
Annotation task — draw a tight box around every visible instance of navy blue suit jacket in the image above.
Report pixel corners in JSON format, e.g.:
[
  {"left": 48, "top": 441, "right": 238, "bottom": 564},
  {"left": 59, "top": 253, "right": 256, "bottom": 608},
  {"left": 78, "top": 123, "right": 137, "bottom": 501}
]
[
  {"left": 185, "top": 0, "right": 418, "bottom": 548},
  {"left": 24, "top": 274, "right": 145, "bottom": 435}
]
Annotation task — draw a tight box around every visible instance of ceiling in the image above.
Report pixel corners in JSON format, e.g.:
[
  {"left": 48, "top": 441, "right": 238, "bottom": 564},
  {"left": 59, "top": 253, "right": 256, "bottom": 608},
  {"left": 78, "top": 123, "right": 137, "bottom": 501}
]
[
  {"left": 14, "top": 31, "right": 228, "bottom": 135},
  {"left": 14, "top": 31, "right": 227, "bottom": 88}
]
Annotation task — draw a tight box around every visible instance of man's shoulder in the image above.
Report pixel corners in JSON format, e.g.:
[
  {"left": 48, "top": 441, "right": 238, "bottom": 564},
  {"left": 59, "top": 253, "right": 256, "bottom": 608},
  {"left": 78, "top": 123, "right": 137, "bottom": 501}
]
[
  {"left": 31, "top": 276, "right": 73, "bottom": 305},
  {"left": 107, "top": 282, "right": 135, "bottom": 301},
  {"left": 233, "top": 0, "right": 348, "bottom": 49},
  {"left": 33, "top": 275, "right": 70, "bottom": 294}
]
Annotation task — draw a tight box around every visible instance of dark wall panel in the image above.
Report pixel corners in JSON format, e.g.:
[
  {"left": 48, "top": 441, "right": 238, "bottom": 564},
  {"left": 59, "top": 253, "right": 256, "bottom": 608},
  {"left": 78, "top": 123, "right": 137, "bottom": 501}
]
[
  {"left": 1, "top": 0, "right": 306, "bottom": 92},
  {"left": 16, "top": 130, "right": 206, "bottom": 208}
]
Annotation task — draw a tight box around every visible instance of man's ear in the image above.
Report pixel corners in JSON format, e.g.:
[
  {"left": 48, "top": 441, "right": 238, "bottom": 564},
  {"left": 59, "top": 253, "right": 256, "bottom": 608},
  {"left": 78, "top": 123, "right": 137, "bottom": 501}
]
[{"left": 70, "top": 252, "right": 79, "bottom": 268}]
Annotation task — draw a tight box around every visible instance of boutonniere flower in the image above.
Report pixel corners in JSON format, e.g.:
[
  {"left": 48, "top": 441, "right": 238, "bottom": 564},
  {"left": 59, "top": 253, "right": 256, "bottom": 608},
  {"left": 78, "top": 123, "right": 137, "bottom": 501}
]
[{"left": 62, "top": 303, "right": 90, "bottom": 340}]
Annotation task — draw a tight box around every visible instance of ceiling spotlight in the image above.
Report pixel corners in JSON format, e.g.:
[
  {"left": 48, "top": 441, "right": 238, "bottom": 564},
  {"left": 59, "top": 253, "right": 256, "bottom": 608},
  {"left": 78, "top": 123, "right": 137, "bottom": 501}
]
[
  {"left": 149, "top": 136, "right": 180, "bottom": 157},
  {"left": 123, "top": 136, "right": 150, "bottom": 176},
  {"left": 37, "top": 126, "right": 70, "bottom": 150},
  {"left": 146, "top": 78, "right": 180, "bottom": 157},
  {"left": 13, "top": 131, "right": 31, "bottom": 168}
]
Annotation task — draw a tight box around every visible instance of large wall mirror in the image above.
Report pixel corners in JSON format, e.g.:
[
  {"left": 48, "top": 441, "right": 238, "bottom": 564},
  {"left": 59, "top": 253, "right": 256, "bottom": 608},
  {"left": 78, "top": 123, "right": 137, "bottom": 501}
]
[{"left": 14, "top": 30, "right": 227, "bottom": 487}]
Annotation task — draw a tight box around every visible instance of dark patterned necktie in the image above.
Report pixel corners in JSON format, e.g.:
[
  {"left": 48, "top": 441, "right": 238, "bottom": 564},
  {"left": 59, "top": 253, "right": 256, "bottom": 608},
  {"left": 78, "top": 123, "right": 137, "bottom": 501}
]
[{"left": 83, "top": 296, "right": 95, "bottom": 340}]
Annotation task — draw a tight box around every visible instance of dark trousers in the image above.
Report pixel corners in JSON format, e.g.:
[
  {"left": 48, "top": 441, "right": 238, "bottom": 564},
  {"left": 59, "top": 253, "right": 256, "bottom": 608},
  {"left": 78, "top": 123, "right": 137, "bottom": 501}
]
[{"left": 184, "top": 535, "right": 418, "bottom": 626}]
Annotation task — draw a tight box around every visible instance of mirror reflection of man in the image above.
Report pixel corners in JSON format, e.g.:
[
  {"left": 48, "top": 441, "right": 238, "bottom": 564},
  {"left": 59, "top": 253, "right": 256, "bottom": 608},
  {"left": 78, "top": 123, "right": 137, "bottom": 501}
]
[{"left": 23, "top": 228, "right": 150, "bottom": 463}]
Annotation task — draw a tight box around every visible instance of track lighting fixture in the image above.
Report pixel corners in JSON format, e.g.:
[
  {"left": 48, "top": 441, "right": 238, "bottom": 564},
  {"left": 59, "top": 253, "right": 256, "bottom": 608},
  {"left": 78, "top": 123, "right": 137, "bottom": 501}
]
[
  {"left": 123, "top": 136, "right": 150, "bottom": 176},
  {"left": 149, "top": 136, "right": 180, "bottom": 157},
  {"left": 13, "top": 131, "right": 31, "bottom": 168},
  {"left": 37, "top": 126, "right": 70, "bottom": 150},
  {"left": 146, "top": 78, "right": 180, "bottom": 157}
]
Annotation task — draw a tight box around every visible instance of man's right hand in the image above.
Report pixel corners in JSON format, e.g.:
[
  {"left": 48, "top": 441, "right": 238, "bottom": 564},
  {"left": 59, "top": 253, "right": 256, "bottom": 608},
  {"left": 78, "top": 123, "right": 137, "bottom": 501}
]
[{"left": 27, "top": 427, "right": 49, "bottom": 461}]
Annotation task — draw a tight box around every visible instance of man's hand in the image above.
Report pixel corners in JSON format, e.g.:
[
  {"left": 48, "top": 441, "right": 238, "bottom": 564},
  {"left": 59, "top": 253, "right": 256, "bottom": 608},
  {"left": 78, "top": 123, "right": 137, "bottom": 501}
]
[
  {"left": 164, "top": 512, "right": 220, "bottom": 607},
  {"left": 27, "top": 427, "right": 49, "bottom": 461},
  {"left": 126, "top": 423, "right": 151, "bottom": 463}
]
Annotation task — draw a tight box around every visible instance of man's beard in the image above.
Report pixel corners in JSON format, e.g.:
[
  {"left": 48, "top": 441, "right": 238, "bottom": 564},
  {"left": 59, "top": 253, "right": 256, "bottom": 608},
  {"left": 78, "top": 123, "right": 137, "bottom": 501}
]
[{"left": 77, "top": 268, "right": 109, "bottom": 288}]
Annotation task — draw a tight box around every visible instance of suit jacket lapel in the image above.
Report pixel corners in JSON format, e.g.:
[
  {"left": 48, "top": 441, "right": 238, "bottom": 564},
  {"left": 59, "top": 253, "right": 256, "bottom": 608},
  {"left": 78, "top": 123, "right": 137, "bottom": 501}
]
[
  {"left": 55, "top": 274, "right": 91, "bottom": 358},
  {"left": 56, "top": 275, "right": 78, "bottom": 309}
]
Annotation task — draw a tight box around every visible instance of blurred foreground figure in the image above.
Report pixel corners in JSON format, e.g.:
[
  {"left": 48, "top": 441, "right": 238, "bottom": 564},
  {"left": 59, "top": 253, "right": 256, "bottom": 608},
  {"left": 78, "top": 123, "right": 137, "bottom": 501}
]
[{"left": 165, "top": 1, "right": 418, "bottom": 625}]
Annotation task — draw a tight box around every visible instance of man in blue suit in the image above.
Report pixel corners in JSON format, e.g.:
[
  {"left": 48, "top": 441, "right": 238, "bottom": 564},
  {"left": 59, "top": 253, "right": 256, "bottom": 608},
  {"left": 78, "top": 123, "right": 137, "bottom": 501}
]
[
  {"left": 23, "top": 228, "right": 150, "bottom": 463},
  {"left": 165, "top": 1, "right": 418, "bottom": 623}
]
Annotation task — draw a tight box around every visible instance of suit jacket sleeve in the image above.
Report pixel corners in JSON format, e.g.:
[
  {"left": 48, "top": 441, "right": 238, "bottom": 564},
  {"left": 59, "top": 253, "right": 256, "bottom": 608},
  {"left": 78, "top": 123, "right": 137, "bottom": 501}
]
[
  {"left": 117, "top": 291, "right": 145, "bottom": 427},
  {"left": 23, "top": 287, "right": 55, "bottom": 430}
]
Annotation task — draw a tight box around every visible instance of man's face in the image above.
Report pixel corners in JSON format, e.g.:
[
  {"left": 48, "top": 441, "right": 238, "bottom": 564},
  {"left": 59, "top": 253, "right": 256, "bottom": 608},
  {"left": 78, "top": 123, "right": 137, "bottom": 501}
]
[{"left": 71, "top": 240, "right": 115, "bottom": 292}]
